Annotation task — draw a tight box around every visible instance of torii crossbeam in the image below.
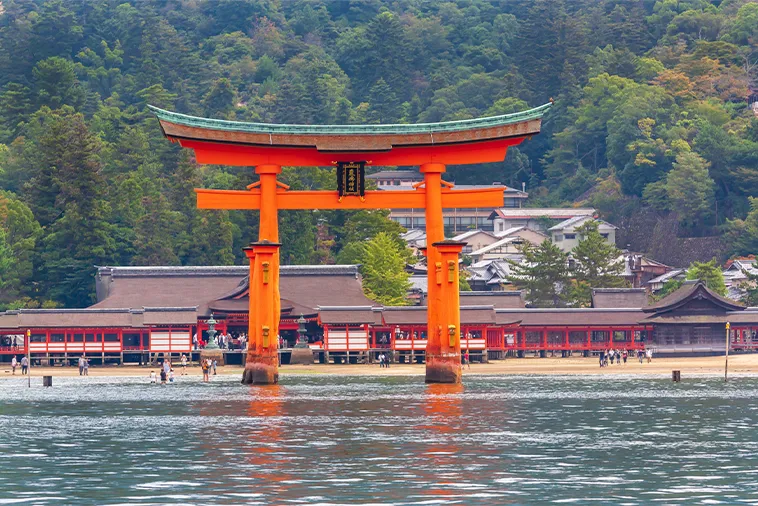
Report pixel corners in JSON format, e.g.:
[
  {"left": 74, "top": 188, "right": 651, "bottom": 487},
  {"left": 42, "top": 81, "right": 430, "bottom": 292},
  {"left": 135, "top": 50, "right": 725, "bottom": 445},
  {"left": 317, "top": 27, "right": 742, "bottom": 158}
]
[{"left": 151, "top": 103, "right": 551, "bottom": 384}]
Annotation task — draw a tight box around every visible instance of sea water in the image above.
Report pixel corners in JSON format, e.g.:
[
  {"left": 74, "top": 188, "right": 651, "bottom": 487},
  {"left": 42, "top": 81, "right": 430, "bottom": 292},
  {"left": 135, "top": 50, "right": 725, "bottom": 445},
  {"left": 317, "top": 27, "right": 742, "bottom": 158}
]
[{"left": 1, "top": 374, "right": 758, "bottom": 505}]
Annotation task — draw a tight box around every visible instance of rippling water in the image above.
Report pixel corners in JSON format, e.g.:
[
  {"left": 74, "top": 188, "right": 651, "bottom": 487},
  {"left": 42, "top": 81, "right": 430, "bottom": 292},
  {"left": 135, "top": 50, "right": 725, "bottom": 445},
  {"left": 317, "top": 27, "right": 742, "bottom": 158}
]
[{"left": 2, "top": 374, "right": 758, "bottom": 505}]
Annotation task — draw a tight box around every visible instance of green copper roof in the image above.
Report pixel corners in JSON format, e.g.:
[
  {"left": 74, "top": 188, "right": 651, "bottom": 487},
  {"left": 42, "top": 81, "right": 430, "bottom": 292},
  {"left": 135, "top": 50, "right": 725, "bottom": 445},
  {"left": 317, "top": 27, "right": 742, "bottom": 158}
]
[{"left": 148, "top": 102, "right": 552, "bottom": 135}]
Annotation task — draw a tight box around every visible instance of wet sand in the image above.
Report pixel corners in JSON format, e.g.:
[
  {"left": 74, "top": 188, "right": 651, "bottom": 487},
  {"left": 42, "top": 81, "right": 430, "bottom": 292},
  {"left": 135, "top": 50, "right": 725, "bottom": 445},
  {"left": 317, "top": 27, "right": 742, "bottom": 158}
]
[{"left": 1, "top": 354, "right": 756, "bottom": 379}]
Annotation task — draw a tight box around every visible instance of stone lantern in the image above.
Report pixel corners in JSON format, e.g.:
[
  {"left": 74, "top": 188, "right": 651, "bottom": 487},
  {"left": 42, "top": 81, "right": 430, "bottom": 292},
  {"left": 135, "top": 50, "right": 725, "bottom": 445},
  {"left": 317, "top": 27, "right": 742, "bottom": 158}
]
[
  {"left": 200, "top": 313, "right": 224, "bottom": 365},
  {"left": 290, "top": 314, "right": 313, "bottom": 365}
]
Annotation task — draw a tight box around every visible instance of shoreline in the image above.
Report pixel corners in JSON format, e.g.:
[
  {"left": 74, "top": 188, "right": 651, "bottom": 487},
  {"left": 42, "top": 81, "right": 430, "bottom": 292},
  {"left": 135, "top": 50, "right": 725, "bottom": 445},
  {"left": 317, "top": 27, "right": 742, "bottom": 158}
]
[{"left": 2, "top": 355, "right": 756, "bottom": 379}]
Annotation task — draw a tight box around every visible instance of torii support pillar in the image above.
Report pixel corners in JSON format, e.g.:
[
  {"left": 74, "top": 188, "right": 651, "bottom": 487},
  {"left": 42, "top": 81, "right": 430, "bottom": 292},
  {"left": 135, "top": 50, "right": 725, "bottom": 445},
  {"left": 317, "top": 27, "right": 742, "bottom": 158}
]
[
  {"left": 426, "top": 240, "right": 465, "bottom": 383},
  {"left": 242, "top": 241, "right": 281, "bottom": 384}
]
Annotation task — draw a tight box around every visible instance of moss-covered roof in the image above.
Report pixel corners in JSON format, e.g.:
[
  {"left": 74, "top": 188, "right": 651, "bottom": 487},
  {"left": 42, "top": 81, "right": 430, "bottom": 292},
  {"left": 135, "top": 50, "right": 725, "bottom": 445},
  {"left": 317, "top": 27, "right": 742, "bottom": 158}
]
[{"left": 148, "top": 102, "right": 552, "bottom": 135}]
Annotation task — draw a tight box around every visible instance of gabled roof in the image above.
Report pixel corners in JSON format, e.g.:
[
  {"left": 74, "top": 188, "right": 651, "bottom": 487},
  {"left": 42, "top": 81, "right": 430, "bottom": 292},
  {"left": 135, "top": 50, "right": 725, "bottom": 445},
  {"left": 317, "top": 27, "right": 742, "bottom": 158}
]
[
  {"left": 470, "top": 236, "right": 520, "bottom": 256},
  {"left": 591, "top": 288, "right": 649, "bottom": 309},
  {"left": 493, "top": 226, "right": 525, "bottom": 238},
  {"left": 451, "top": 229, "right": 496, "bottom": 242},
  {"left": 548, "top": 216, "right": 617, "bottom": 232},
  {"left": 644, "top": 280, "right": 744, "bottom": 313},
  {"left": 489, "top": 208, "right": 596, "bottom": 220},
  {"left": 647, "top": 269, "right": 685, "bottom": 285}
]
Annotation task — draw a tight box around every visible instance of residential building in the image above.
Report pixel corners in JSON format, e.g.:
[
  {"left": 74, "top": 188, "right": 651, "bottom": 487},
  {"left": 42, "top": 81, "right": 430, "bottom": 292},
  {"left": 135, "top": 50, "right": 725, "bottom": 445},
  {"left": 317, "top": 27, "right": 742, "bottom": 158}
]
[
  {"left": 488, "top": 208, "right": 596, "bottom": 234},
  {"left": 549, "top": 216, "right": 617, "bottom": 252},
  {"left": 620, "top": 253, "right": 673, "bottom": 289},
  {"left": 469, "top": 227, "right": 547, "bottom": 263},
  {"left": 647, "top": 269, "right": 685, "bottom": 293},
  {"left": 451, "top": 230, "right": 499, "bottom": 254}
]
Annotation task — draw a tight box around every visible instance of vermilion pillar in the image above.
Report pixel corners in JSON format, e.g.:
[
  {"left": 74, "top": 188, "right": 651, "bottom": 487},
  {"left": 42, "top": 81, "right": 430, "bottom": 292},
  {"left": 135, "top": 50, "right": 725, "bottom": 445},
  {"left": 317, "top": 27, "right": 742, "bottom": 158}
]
[
  {"left": 242, "top": 241, "right": 281, "bottom": 384},
  {"left": 427, "top": 239, "right": 465, "bottom": 383},
  {"left": 242, "top": 163, "right": 282, "bottom": 385}
]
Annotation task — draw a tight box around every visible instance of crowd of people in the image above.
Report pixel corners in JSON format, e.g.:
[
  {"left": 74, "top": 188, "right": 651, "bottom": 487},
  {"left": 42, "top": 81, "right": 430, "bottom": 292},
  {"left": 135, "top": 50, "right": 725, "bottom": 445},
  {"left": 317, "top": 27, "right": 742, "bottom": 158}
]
[
  {"left": 192, "top": 332, "right": 247, "bottom": 351},
  {"left": 599, "top": 348, "right": 653, "bottom": 367}
]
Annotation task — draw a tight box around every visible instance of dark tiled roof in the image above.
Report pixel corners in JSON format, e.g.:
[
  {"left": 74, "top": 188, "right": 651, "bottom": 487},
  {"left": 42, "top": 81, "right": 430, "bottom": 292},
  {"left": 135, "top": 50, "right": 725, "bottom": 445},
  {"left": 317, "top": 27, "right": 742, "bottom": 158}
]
[
  {"left": 93, "top": 264, "right": 372, "bottom": 318},
  {"left": 460, "top": 291, "right": 525, "bottom": 308},
  {"left": 366, "top": 171, "right": 423, "bottom": 180},
  {"left": 318, "top": 306, "right": 377, "bottom": 324},
  {"left": 644, "top": 280, "right": 744, "bottom": 313},
  {"left": 591, "top": 288, "right": 649, "bottom": 308},
  {"left": 381, "top": 306, "right": 497, "bottom": 325},
  {"left": 495, "top": 308, "right": 646, "bottom": 327},
  {"left": 0, "top": 308, "right": 197, "bottom": 329}
]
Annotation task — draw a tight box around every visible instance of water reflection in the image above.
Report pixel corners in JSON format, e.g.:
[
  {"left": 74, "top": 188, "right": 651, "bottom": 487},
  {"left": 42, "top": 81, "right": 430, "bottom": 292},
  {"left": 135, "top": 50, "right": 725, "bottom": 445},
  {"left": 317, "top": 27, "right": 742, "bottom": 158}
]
[
  {"left": 2, "top": 375, "right": 758, "bottom": 505},
  {"left": 421, "top": 383, "right": 463, "bottom": 502}
]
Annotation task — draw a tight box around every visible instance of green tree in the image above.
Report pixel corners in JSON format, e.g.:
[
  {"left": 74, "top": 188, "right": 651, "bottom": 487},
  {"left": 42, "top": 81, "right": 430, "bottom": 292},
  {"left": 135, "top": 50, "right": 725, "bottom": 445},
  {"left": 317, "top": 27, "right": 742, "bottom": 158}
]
[
  {"left": 665, "top": 151, "right": 716, "bottom": 230},
  {"left": 727, "top": 197, "right": 758, "bottom": 257},
  {"left": 507, "top": 239, "right": 570, "bottom": 307},
  {"left": 202, "top": 77, "right": 236, "bottom": 118},
  {"left": 569, "top": 220, "right": 627, "bottom": 306},
  {"left": 357, "top": 232, "right": 412, "bottom": 305},
  {"left": 685, "top": 259, "right": 727, "bottom": 296},
  {"left": 0, "top": 191, "right": 41, "bottom": 302},
  {"left": 32, "top": 57, "right": 86, "bottom": 110}
]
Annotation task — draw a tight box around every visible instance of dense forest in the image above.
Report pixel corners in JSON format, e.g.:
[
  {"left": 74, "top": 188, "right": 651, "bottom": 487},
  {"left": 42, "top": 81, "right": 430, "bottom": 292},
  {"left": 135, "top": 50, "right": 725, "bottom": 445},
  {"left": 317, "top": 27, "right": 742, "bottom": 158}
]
[{"left": 0, "top": 0, "right": 757, "bottom": 308}]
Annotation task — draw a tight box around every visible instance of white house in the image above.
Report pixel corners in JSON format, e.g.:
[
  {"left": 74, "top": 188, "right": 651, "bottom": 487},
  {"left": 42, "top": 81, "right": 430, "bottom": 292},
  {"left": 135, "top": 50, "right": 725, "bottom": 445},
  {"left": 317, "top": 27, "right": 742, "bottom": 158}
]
[
  {"left": 469, "top": 227, "right": 547, "bottom": 262},
  {"left": 488, "top": 208, "right": 596, "bottom": 234},
  {"left": 451, "top": 229, "right": 499, "bottom": 254},
  {"left": 549, "top": 216, "right": 617, "bottom": 252}
]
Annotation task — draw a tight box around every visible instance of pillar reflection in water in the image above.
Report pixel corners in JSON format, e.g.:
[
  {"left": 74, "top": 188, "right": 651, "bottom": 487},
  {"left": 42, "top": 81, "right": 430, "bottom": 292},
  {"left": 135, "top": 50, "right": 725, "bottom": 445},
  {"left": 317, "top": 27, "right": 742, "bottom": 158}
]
[
  {"left": 242, "top": 384, "right": 293, "bottom": 499},
  {"left": 420, "top": 383, "right": 464, "bottom": 500}
]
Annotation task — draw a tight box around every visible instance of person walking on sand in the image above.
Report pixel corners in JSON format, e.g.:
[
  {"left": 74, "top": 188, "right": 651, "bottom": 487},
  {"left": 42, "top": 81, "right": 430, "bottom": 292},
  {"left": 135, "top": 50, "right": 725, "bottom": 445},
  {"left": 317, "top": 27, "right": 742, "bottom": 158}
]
[
  {"left": 212, "top": 359, "right": 217, "bottom": 376},
  {"left": 463, "top": 349, "right": 470, "bottom": 369},
  {"left": 169, "top": 369, "right": 175, "bottom": 383},
  {"left": 11, "top": 356, "right": 17, "bottom": 375},
  {"left": 599, "top": 350, "right": 604, "bottom": 368},
  {"left": 646, "top": 348, "right": 653, "bottom": 363},
  {"left": 78, "top": 355, "right": 85, "bottom": 376},
  {"left": 21, "top": 356, "right": 28, "bottom": 375},
  {"left": 622, "top": 349, "right": 628, "bottom": 365},
  {"left": 150, "top": 371, "right": 157, "bottom": 384},
  {"left": 201, "top": 359, "right": 209, "bottom": 382},
  {"left": 83, "top": 357, "right": 89, "bottom": 376},
  {"left": 180, "top": 354, "right": 187, "bottom": 375}
]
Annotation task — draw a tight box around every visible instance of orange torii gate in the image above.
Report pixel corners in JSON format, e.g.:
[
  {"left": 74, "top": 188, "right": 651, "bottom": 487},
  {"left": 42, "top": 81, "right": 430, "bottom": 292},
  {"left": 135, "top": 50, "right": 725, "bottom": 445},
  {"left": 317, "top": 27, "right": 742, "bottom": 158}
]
[{"left": 151, "top": 103, "right": 551, "bottom": 384}]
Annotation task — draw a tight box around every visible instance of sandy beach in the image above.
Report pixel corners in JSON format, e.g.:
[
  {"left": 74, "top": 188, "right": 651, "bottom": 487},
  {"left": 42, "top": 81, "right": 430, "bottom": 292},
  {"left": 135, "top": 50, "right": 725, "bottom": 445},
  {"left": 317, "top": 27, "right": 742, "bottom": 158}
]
[{"left": 2, "top": 354, "right": 757, "bottom": 379}]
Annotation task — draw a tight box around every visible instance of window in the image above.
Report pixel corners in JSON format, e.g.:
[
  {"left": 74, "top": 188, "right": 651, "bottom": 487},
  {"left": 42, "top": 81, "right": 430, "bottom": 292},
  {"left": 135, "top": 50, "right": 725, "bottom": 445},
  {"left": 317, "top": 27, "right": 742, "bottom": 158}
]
[
  {"left": 85, "top": 333, "right": 100, "bottom": 342},
  {"left": 601, "top": 233, "right": 609, "bottom": 239},
  {"left": 564, "top": 233, "right": 576, "bottom": 240},
  {"left": 554, "top": 234, "right": 563, "bottom": 241},
  {"left": 31, "top": 333, "right": 46, "bottom": 343},
  {"left": 463, "top": 245, "right": 473, "bottom": 253},
  {"left": 50, "top": 333, "right": 64, "bottom": 343},
  {"left": 72, "top": 333, "right": 84, "bottom": 342},
  {"left": 104, "top": 333, "right": 119, "bottom": 342},
  {"left": 499, "top": 223, "right": 505, "bottom": 232}
]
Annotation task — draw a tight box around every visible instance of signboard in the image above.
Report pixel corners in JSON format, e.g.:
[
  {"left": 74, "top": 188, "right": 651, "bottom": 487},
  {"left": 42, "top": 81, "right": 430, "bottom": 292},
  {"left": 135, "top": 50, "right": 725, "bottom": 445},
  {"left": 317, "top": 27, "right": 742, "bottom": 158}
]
[{"left": 337, "top": 162, "right": 365, "bottom": 198}]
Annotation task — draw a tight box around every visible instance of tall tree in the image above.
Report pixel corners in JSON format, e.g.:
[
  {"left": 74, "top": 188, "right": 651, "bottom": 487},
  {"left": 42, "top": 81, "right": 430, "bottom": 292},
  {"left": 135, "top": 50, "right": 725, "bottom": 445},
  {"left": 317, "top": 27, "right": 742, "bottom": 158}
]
[
  {"left": 507, "top": 240, "right": 570, "bottom": 307},
  {"left": 665, "top": 151, "right": 716, "bottom": 230},
  {"left": 569, "top": 220, "right": 627, "bottom": 306},
  {"left": 686, "top": 259, "right": 727, "bottom": 296}
]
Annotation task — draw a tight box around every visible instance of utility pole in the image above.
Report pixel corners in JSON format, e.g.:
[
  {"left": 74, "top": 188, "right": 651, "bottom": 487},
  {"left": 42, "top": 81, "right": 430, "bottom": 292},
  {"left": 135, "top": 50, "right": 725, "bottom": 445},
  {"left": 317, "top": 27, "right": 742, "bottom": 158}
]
[
  {"left": 725, "top": 322, "right": 730, "bottom": 383},
  {"left": 26, "top": 329, "right": 31, "bottom": 388}
]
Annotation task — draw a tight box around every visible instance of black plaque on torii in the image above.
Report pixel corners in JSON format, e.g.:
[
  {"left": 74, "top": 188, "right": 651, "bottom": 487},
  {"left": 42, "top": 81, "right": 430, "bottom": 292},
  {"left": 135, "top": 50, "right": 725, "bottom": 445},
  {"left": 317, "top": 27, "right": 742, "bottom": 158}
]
[{"left": 337, "top": 161, "right": 366, "bottom": 198}]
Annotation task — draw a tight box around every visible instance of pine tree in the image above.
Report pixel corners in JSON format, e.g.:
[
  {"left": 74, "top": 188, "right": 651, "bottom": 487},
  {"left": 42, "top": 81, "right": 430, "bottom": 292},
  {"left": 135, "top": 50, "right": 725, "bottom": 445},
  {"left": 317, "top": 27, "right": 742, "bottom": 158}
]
[
  {"left": 507, "top": 239, "right": 570, "bottom": 307},
  {"left": 686, "top": 259, "right": 727, "bottom": 296},
  {"left": 569, "top": 220, "right": 627, "bottom": 306}
]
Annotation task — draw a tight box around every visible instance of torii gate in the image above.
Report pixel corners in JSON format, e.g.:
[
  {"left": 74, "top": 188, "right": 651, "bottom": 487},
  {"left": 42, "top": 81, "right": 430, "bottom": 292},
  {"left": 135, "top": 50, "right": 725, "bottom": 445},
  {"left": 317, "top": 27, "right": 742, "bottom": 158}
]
[{"left": 151, "top": 103, "right": 551, "bottom": 384}]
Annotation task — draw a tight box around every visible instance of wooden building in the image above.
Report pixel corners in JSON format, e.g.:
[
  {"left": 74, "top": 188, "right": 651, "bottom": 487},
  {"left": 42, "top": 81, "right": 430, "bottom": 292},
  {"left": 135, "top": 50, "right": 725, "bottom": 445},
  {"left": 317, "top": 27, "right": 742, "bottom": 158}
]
[{"left": 2, "top": 269, "right": 757, "bottom": 364}]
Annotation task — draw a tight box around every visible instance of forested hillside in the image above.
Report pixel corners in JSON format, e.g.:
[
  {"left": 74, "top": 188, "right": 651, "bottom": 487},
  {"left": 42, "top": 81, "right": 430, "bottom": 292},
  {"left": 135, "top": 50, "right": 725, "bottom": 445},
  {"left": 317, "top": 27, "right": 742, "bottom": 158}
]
[{"left": 0, "top": 0, "right": 757, "bottom": 308}]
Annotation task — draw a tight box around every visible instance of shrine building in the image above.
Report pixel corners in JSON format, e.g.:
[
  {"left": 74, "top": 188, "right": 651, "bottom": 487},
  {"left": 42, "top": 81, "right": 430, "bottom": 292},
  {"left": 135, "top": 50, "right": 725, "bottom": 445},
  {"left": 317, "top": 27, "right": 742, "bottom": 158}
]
[{"left": 1, "top": 268, "right": 757, "bottom": 365}]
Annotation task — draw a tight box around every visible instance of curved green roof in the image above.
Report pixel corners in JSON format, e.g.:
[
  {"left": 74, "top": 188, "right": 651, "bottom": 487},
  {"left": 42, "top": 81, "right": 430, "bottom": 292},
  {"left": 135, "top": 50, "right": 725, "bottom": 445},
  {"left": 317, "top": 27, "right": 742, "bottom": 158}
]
[{"left": 148, "top": 102, "right": 552, "bottom": 135}]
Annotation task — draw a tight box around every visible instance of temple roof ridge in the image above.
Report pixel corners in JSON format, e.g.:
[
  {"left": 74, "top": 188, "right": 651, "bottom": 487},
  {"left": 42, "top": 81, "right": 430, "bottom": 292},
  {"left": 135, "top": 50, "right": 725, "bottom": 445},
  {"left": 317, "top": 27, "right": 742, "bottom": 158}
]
[{"left": 148, "top": 102, "right": 552, "bottom": 136}]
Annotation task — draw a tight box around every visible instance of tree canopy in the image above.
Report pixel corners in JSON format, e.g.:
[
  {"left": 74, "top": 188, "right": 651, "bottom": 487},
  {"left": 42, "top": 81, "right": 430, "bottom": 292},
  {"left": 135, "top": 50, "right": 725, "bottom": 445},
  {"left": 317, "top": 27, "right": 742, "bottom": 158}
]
[{"left": 0, "top": 0, "right": 756, "bottom": 306}]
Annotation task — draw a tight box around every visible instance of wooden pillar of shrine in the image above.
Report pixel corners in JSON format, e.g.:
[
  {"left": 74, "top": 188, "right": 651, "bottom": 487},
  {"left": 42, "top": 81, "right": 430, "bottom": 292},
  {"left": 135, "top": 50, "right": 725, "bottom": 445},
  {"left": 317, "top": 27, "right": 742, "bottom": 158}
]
[{"left": 241, "top": 163, "right": 282, "bottom": 385}]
